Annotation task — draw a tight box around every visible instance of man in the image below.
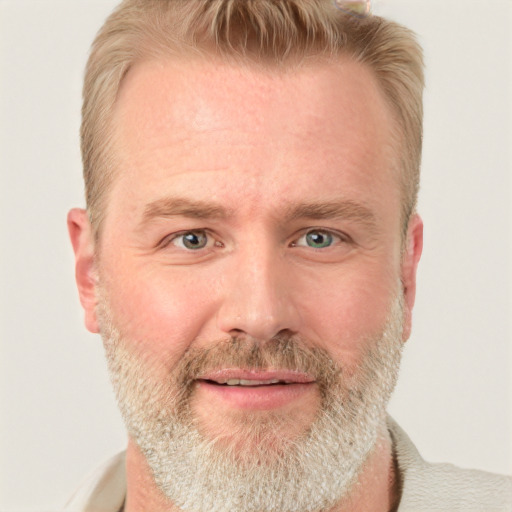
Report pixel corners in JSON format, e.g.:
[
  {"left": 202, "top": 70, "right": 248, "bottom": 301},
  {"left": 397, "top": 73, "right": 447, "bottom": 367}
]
[{"left": 66, "top": 0, "right": 512, "bottom": 511}]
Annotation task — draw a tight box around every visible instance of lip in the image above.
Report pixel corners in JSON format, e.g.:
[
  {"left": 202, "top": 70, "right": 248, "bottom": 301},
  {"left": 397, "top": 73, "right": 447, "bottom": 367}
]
[
  {"left": 194, "top": 369, "right": 317, "bottom": 410},
  {"left": 198, "top": 368, "right": 316, "bottom": 384}
]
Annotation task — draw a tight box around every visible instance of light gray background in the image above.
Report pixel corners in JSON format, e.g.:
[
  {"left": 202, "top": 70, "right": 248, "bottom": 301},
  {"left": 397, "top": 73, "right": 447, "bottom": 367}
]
[{"left": 1, "top": 1, "right": 511, "bottom": 510}]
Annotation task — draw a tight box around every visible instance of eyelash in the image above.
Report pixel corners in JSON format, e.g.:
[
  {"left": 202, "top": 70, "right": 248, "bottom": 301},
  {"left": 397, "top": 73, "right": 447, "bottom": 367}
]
[
  {"left": 160, "top": 228, "right": 349, "bottom": 251},
  {"left": 161, "top": 230, "right": 220, "bottom": 250},
  {"left": 292, "top": 229, "right": 347, "bottom": 249}
]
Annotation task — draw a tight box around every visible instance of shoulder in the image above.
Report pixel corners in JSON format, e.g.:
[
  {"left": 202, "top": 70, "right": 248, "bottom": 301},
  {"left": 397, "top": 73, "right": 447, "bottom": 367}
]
[
  {"left": 63, "top": 452, "right": 126, "bottom": 512},
  {"left": 407, "top": 460, "right": 512, "bottom": 511},
  {"left": 388, "top": 418, "right": 512, "bottom": 512}
]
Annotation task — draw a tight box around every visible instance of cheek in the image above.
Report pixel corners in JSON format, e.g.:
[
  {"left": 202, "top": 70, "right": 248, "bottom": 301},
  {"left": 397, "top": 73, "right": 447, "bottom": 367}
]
[
  {"left": 296, "top": 262, "right": 399, "bottom": 367},
  {"left": 99, "top": 260, "right": 223, "bottom": 364}
]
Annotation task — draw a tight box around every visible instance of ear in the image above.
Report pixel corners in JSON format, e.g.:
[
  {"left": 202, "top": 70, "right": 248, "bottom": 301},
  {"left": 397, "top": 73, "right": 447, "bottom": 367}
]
[
  {"left": 67, "top": 208, "right": 99, "bottom": 333},
  {"left": 401, "top": 214, "right": 423, "bottom": 341}
]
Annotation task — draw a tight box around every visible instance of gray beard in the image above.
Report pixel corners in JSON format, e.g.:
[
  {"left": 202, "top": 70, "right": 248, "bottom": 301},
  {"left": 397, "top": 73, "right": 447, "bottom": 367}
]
[{"left": 98, "top": 293, "right": 404, "bottom": 512}]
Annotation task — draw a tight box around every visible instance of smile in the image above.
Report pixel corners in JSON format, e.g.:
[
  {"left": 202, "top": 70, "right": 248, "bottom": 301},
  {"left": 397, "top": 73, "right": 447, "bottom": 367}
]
[
  {"left": 204, "top": 378, "right": 299, "bottom": 386},
  {"left": 194, "top": 370, "right": 317, "bottom": 410},
  {"left": 197, "top": 369, "right": 315, "bottom": 385}
]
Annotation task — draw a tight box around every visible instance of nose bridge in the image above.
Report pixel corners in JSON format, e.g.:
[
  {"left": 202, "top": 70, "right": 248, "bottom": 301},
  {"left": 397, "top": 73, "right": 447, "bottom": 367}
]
[{"left": 216, "top": 239, "right": 300, "bottom": 340}]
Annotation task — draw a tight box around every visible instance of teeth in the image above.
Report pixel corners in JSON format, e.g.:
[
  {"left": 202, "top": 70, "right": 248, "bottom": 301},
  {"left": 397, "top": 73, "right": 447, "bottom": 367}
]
[{"left": 224, "top": 378, "right": 282, "bottom": 386}]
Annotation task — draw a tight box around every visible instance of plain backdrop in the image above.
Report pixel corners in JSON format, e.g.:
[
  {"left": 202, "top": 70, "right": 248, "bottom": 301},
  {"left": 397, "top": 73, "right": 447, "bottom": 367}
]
[{"left": 1, "top": 1, "right": 511, "bottom": 510}]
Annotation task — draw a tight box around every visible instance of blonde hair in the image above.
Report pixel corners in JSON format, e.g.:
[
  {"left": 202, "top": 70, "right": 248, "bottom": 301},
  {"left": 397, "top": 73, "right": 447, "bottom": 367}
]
[{"left": 82, "top": 0, "right": 424, "bottom": 238}]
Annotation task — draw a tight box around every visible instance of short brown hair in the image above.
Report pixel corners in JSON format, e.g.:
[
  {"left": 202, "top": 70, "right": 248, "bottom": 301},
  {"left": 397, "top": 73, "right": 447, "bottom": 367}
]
[{"left": 81, "top": 0, "right": 424, "bottom": 238}]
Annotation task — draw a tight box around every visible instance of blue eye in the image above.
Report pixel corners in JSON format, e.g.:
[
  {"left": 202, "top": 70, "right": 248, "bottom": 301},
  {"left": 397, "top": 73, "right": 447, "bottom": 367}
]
[
  {"left": 173, "top": 231, "right": 209, "bottom": 250},
  {"left": 296, "top": 230, "right": 336, "bottom": 249}
]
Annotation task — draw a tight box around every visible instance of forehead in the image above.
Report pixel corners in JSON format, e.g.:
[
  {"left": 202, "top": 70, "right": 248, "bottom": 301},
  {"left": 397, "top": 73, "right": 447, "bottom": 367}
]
[
  {"left": 114, "top": 55, "right": 393, "bottom": 148},
  {"left": 107, "top": 55, "right": 398, "bottom": 225}
]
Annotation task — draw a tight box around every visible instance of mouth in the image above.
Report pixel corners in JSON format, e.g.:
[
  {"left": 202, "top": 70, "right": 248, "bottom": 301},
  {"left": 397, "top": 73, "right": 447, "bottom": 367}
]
[
  {"left": 194, "top": 369, "right": 317, "bottom": 410},
  {"left": 203, "top": 378, "right": 296, "bottom": 387},
  {"left": 198, "top": 369, "right": 315, "bottom": 386}
]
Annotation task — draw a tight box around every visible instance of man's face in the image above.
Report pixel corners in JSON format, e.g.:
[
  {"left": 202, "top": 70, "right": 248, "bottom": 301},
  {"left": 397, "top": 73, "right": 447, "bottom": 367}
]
[{"left": 71, "top": 55, "right": 422, "bottom": 510}]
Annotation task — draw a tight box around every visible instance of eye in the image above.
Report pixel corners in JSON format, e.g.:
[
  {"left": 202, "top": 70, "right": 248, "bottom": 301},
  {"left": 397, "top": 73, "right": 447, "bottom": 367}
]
[
  {"left": 170, "top": 230, "right": 210, "bottom": 250},
  {"left": 294, "top": 229, "right": 341, "bottom": 249}
]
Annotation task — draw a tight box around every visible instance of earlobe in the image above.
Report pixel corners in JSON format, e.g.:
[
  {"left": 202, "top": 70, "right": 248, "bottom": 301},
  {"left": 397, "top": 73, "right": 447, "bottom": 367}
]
[
  {"left": 401, "top": 214, "right": 423, "bottom": 342},
  {"left": 67, "top": 208, "right": 100, "bottom": 333}
]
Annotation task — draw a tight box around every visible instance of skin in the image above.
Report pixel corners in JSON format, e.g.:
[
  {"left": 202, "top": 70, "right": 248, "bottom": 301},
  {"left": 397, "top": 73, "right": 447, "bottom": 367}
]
[{"left": 68, "top": 55, "right": 422, "bottom": 512}]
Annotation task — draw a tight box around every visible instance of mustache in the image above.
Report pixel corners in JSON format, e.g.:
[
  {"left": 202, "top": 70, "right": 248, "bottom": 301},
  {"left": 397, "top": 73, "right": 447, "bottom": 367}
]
[{"left": 173, "top": 335, "right": 343, "bottom": 390}]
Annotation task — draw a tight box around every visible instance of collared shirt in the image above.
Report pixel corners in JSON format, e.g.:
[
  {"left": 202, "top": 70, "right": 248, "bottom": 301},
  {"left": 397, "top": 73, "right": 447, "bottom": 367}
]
[{"left": 64, "top": 418, "right": 512, "bottom": 512}]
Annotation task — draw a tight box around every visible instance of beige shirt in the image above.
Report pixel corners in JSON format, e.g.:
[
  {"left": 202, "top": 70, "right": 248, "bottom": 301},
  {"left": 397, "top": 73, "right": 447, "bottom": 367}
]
[{"left": 64, "top": 418, "right": 512, "bottom": 512}]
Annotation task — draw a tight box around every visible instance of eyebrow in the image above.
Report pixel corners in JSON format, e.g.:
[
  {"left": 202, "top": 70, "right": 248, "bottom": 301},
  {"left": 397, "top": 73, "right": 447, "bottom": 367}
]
[
  {"left": 140, "top": 196, "right": 376, "bottom": 230},
  {"left": 283, "top": 200, "right": 377, "bottom": 228},
  {"left": 142, "top": 197, "right": 232, "bottom": 223}
]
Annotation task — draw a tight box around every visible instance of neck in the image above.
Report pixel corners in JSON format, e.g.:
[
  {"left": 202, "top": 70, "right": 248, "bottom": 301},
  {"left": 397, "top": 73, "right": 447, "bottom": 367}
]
[
  {"left": 124, "top": 425, "right": 399, "bottom": 512},
  {"left": 331, "top": 425, "right": 400, "bottom": 512}
]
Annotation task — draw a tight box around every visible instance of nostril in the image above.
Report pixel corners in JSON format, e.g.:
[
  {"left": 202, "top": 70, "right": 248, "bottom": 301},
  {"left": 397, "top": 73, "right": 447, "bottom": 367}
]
[
  {"left": 215, "top": 289, "right": 302, "bottom": 341},
  {"left": 275, "top": 328, "right": 297, "bottom": 338}
]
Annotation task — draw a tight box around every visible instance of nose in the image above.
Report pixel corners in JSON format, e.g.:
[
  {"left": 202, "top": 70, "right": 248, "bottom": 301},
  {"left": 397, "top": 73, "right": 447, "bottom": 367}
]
[{"left": 216, "top": 244, "right": 301, "bottom": 340}]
